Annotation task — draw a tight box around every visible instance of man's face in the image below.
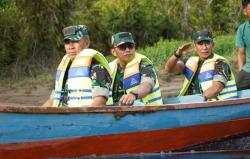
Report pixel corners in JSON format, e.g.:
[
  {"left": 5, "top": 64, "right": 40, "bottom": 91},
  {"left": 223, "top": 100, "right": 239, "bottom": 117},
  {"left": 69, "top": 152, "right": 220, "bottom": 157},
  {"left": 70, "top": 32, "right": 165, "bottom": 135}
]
[
  {"left": 244, "top": 3, "right": 250, "bottom": 19},
  {"left": 194, "top": 40, "right": 213, "bottom": 60},
  {"left": 64, "top": 38, "right": 89, "bottom": 60},
  {"left": 112, "top": 42, "right": 135, "bottom": 64}
]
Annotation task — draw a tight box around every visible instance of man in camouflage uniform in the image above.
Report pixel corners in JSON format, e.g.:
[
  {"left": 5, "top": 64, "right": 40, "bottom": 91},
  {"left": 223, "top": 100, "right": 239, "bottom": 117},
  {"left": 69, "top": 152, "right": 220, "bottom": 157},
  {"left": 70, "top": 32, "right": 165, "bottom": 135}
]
[
  {"left": 165, "top": 29, "right": 237, "bottom": 101},
  {"left": 110, "top": 32, "right": 162, "bottom": 105},
  {"left": 42, "top": 25, "right": 112, "bottom": 107}
]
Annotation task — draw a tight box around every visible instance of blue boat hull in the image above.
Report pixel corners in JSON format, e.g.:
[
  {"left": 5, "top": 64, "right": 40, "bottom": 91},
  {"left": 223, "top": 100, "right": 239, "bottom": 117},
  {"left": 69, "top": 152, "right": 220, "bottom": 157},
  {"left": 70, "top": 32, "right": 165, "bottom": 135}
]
[
  {"left": 0, "top": 90, "right": 250, "bottom": 158},
  {"left": 1, "top": 100, "right": 250, "bottom": 144}
]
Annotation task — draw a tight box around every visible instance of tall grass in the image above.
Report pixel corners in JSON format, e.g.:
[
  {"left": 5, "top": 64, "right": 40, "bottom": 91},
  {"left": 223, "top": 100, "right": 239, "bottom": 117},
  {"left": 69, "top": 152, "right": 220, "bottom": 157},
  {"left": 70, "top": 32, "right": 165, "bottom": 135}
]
[{"left": 213, "top": 35, "right": 236, "bottom": 61}]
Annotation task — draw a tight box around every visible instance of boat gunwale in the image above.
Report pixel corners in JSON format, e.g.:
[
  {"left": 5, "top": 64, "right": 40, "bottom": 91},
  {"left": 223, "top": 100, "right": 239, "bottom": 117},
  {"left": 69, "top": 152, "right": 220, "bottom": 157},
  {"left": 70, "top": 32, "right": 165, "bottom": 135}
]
[{"left": 0, "top": 97, "right": 250, "bottom": 114}]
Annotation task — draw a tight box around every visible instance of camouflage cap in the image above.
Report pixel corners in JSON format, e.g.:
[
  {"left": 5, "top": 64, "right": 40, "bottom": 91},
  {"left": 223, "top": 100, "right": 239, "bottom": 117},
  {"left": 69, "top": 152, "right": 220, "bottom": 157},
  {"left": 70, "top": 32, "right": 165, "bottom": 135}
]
[
  {"left": 192, "top": 29, "right": 213, "bottom": 43},
  {"left": 111, "top": 32, "right": 135, "bottom": 47},
  {"left": 63, "top": 25, "right": 89, "bottom": 41}
]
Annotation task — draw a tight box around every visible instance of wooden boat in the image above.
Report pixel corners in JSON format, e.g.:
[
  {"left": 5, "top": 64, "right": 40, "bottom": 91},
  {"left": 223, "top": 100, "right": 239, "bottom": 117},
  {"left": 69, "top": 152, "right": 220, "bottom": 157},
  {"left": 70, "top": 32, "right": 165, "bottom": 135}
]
[{"left": 0, "top": 89, "right": 250, "bottom": 159}]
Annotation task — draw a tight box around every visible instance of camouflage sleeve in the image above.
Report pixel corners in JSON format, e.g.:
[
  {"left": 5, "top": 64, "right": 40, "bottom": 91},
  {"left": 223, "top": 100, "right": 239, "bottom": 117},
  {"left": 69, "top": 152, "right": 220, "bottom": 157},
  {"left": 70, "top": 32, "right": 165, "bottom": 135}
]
[
  {"left": 140, "top": 61, "right": 157, "bottom": 87},
  {"left": 90, "top": 62, "right": 112, "bottom": 99},
  {"left": 213, "top": 59, "right": 231, "bottom": 86}
]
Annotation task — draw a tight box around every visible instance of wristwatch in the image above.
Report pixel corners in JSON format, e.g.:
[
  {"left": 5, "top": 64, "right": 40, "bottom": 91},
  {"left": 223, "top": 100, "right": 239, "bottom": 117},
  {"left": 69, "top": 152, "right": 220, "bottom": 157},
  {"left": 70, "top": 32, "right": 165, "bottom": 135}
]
[
  {"left": 130, "top": 91, "right": 139, "bottom": 100},
  {"left": 174, "top": 50, "right": 182, "bottom": 58}
]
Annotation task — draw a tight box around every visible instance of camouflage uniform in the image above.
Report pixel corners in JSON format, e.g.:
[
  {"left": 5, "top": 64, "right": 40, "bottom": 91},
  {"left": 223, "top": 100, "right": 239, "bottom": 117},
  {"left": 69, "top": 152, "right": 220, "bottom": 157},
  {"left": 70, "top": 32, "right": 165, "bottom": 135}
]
[
  {"left": 112, "top": 61, "right": 157, "bottom": 103},
  {"left": 182, "top": 54, "right": 232, "bottom": 95},
  {"left": 90, "top": 59, "right": 112, "bottom": 99}
]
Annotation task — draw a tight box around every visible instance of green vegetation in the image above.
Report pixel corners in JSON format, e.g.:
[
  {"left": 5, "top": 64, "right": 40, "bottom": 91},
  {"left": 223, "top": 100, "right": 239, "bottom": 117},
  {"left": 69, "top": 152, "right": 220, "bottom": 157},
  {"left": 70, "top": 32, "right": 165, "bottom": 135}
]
[
  {"left": 213, "top": 35, "right": 237, "bottom": 61},
  {"left": 138, "top": 39, "right": 183, "bottom": 69},
  {"left": 0, "top": 0, "right": 244, "bottom": 81}
]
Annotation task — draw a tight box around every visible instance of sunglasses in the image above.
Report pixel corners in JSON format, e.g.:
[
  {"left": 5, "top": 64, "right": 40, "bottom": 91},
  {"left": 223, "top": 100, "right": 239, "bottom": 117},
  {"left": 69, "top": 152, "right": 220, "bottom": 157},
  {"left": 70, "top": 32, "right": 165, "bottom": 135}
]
[{"left": 116, "top": 43, "right": 135, "bottom": 51}]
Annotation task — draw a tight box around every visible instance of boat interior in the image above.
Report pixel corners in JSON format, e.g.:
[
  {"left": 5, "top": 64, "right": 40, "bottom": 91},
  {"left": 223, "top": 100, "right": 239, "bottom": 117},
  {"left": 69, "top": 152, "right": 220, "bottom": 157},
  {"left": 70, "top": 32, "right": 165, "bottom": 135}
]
[{"left": 163, "top": 89, "right": 250, "bottom": 104}]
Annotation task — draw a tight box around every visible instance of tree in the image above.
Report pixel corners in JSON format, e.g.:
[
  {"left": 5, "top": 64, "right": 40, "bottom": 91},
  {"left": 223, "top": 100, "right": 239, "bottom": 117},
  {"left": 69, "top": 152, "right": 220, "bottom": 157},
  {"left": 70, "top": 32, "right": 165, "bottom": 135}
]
[
  {"left": 74, "top": 0, "right": 180, "bottom": 54},
  {"left": 0, "top": 0, "right": 19, "bottom": 79},
  {"left": 183, "top": 0, "right": 189, "bottom": 39},
  {"left": 4, "top": 0, "right": 75, "bottom": 79}
]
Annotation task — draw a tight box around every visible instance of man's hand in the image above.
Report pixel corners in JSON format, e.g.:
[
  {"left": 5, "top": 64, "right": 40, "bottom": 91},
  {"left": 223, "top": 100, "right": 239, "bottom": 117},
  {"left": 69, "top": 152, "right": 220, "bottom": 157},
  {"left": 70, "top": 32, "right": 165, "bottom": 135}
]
[
  {"left": 203, "top": 81, "right": 224, "bottom": 100},
  {"left": 175, "top": 42, "right": 193, "bottom": 56},
  {"left": 41, "top": 99, "right": 53, "bottom": 107},
  {"left": 91, "top": 96, "right": 107, "bottom": 107},
  {"left": 237, "top": 48, "right": 246, "bottom": 72},
  {"left": 119, "top": 93, "right": 137, "bottom": 105},
  {"left": 165, "top": 43, "right": 192, "bottom": 73}
]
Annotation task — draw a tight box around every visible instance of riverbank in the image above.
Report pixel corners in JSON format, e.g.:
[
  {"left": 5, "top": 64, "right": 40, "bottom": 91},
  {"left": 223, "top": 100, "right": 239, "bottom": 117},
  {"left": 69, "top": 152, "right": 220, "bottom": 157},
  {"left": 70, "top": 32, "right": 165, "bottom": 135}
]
[{"left": 0, "top": 70, "right": 183, "bottom": 106}]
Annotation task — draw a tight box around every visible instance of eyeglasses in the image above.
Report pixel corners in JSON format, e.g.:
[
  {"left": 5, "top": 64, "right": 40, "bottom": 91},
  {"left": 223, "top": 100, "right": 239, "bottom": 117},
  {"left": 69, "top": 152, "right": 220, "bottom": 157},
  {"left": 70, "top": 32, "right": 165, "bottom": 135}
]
[{"left": 116, "top": 43, "right": 135, "bottom": 51}]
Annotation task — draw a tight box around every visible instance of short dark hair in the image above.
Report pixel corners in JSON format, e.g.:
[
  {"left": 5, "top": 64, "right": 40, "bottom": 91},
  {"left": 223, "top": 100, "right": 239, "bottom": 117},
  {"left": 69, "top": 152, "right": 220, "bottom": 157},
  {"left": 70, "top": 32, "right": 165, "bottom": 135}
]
[{"left": 242, "top": 0, "right": 250, "bottom": 9}]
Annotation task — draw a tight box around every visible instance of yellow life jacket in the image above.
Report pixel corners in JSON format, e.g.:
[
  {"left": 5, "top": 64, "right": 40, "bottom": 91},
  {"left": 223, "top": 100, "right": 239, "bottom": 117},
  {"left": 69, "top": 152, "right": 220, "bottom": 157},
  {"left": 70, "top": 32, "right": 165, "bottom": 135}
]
[
  {"left": 109, "top": 53, "right": 163, "bottom": 105},
  {"left": 53, "top": 48, "right": 113, "bottom": 107},
  {"left": 179, "top": 54, "right": 238, "bottom": 100}
]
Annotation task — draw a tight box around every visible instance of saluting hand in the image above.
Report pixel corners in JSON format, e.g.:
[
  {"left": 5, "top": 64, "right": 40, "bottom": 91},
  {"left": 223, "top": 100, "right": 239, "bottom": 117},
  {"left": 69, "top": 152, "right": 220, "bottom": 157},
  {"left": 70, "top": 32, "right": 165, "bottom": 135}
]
[{"left": 175, "top": 42, "right": 193, "bottom": 56}]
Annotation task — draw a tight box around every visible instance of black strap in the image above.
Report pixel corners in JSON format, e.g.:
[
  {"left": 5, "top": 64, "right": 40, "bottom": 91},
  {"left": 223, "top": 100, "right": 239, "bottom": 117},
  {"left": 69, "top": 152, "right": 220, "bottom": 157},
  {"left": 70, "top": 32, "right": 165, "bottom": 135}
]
[{"left": 62, "top": 61, "right": 72, "bottom": 89}]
